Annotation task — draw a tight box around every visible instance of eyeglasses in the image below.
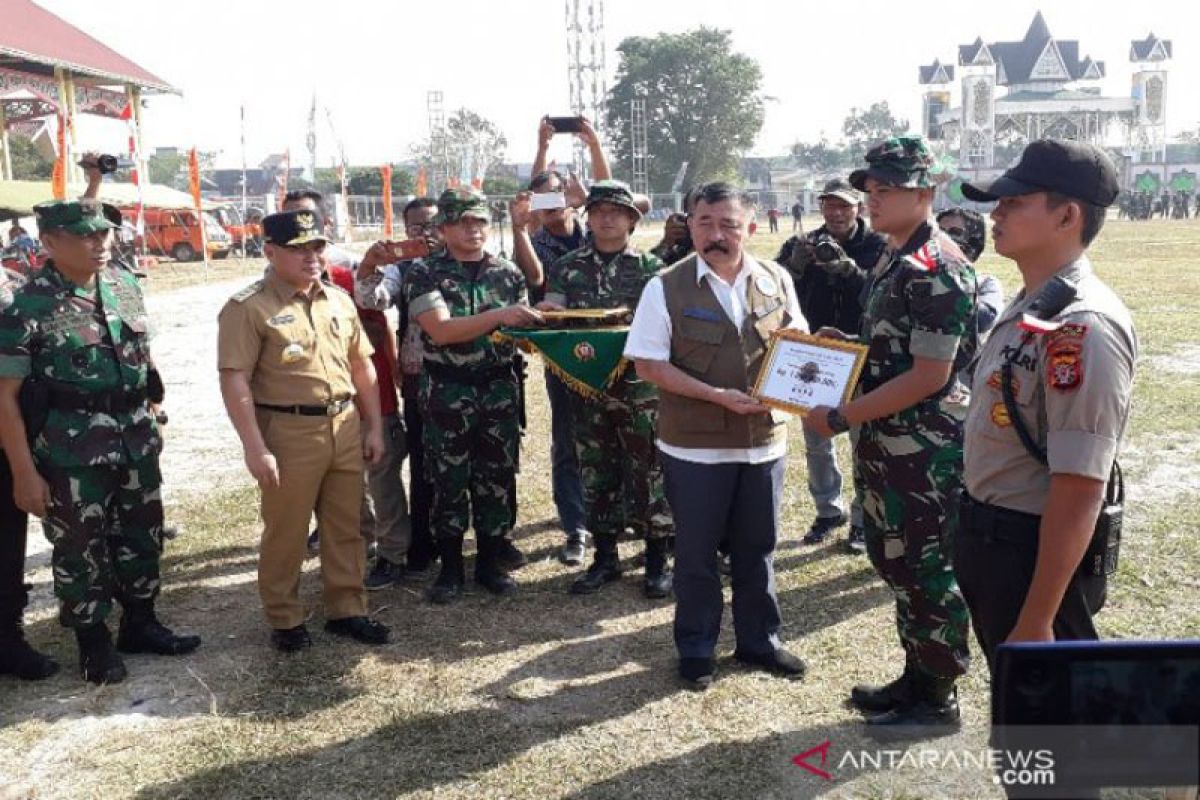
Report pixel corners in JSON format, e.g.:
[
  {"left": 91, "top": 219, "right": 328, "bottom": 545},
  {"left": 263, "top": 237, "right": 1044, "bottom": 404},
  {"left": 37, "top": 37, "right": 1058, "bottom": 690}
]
[{"left": 405, "top": 222, "right": 436, "bottom": 233}]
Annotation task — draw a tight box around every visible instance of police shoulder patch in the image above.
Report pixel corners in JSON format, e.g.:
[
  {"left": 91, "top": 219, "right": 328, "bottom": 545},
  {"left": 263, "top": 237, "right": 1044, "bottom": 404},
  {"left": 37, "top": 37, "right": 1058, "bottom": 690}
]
[
  {"left": 229, "top": 280, "right": 265, "bottom": 303},
  {"left": 903, "top": 242, "right": 939, "bottom": 272}
]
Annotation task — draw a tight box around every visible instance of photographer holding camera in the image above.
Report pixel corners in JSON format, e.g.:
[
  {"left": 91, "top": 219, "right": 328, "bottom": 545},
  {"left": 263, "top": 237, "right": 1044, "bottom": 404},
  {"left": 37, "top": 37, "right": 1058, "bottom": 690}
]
[{"left": 776, "top": 178, "right": 887, "bottom": 551}]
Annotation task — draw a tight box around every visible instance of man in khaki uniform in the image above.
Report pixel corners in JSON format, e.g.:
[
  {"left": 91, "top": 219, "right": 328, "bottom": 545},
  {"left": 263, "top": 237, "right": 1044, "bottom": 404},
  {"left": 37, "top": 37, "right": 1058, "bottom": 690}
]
[
  {"left": 954, "top": 139, "right": 1137, "bottom": 672},
  {"left": 218, "top": 209, "right": 389, "bottom": 651}
]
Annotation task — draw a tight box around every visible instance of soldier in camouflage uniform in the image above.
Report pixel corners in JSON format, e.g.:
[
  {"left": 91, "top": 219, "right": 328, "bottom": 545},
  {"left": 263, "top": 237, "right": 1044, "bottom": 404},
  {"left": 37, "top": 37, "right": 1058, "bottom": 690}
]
[
  {"left": 406, "top": 188, "right": 543, "bottom": 604},
  {"left": 539, "top": 181, "right": 674, "bottom": 599},
  {"left": 804, "top": 136, "right": 976, "bottom": 732},
  {"left": 0, "top": 201, "right": 200, "bottom": 685}
]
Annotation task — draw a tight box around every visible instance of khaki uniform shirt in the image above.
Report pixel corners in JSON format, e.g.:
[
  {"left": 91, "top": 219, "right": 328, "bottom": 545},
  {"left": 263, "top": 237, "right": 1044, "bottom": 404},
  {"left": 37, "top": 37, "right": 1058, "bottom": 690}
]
[
  {"left": 964, "top": 255, "right": 1137, "bottom": 515},
  {"left": 217, "top": 272, "right": 372, "bottom": 405}
]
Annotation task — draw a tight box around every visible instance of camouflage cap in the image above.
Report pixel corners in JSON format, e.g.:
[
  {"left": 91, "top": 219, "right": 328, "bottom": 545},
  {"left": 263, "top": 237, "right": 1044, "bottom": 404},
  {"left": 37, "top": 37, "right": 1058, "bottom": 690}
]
[
  {"left": 584, "top": 179, "right": 642, "bottom": 220},
  {"left": 435, "top": 187, "right": 491, "bottom": 224},
  {"left": 818, "top": 178, "right": 862, "bottom": 205},
  {"left": 848, "top": 135, "right": 936, "bottom": 192},
  {"left": 262, "top": 209, "right": 330, "bottom": 246},
  {"left": 33, "top": 200, "right": 116, "bottom": 235}
]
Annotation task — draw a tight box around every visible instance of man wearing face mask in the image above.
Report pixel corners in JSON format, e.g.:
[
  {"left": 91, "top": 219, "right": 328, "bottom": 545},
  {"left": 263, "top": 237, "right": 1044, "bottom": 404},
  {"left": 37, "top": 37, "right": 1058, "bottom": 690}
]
[{"left": 777, "top": 179, "right": 888, "bottom": 552}]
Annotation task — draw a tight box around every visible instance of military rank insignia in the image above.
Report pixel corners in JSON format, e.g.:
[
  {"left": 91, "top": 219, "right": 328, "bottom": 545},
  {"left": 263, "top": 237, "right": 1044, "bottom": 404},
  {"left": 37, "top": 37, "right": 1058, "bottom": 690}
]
[
  {"left": 1045, "top": 324, "right": 1088, "bottom": 392},
  {"left": 991, "top": 401, "right": 1012, "bottom": 427}
]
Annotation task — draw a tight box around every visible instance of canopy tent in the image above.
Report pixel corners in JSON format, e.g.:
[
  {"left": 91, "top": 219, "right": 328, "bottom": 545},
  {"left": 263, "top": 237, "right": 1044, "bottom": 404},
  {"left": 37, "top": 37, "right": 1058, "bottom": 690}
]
[{"left": 0, "top": 179, "right": 215, "bottom": 221}]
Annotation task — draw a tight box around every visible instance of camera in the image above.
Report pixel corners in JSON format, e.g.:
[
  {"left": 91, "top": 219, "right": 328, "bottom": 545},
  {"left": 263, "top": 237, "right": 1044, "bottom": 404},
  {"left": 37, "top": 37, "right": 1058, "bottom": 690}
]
[
  {"left": 80, "top": 154, "right": 132, "bottom": 175},
  {"left": 812, "top": 234, "right": 845, "bottom": 264}
]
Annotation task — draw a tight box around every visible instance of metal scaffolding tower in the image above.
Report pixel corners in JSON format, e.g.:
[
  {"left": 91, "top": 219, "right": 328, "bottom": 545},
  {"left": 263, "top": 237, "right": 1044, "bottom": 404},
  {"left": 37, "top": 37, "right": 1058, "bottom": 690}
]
[
  {"left": 565, "top": 0, "right": 607, "bottom": 177},
  {"left": 426, "top": 90, "right": 448, "bottom": 194},
  {"left": 629, "top": 98, "right": 649, "bottom": 195}
]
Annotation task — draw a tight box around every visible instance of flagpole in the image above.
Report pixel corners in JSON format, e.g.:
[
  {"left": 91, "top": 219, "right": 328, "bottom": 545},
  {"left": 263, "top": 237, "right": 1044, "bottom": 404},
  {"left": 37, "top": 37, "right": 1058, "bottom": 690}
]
[{"left": 240, "top": 104, "right": 248, "bottom": 261}]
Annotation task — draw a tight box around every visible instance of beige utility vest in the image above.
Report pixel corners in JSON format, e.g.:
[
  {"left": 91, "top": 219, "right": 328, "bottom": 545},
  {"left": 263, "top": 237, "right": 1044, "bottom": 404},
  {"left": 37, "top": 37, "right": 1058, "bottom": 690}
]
[{"left": 658, "top": 255, "right": 791, "bottom": 450}]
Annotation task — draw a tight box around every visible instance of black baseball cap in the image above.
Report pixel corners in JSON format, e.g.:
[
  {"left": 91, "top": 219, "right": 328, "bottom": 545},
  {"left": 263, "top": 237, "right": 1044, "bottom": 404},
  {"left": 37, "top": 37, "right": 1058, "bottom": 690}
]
[
  {"left": 262, "top": 209, "right": 329, "bottom": 246},
  {"left": 962, "top": 139, "right": 1119, "bottom": 207}
]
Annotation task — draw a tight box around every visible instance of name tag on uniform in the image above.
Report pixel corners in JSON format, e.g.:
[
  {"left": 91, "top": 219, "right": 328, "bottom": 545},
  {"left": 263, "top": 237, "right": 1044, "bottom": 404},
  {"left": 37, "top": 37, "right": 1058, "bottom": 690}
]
[
  {"left": 268, "top": 313, "right": 296, "bottom": 326},
  {"left": 754, "top": 300, "right": 782, "bottom": 319},
  {"left": 682, "top": 306, "right": 722, "bottom": 323}
]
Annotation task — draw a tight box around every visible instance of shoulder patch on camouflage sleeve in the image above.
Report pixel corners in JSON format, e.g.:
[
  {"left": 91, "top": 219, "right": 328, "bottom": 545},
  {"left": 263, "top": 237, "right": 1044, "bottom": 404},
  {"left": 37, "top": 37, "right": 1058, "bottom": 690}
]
[
  {"left": 229, "top": 280, "right": 265, "bottom": 303},
  {"left": 903, "top": 242, "right": 939, "bottom": 272}
]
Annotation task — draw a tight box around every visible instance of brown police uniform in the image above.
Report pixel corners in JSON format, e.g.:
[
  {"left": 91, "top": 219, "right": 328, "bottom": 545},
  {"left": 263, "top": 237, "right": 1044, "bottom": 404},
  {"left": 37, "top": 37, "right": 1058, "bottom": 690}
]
[{"left": 217, "top": 270, "right": 374, "bottom": 629}]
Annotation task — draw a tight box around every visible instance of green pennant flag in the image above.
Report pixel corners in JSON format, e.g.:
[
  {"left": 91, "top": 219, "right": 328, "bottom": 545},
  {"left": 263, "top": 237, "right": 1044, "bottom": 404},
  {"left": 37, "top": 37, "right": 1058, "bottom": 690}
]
[{"left": 495, "top": 327, "right": 630, "bottom": 399}]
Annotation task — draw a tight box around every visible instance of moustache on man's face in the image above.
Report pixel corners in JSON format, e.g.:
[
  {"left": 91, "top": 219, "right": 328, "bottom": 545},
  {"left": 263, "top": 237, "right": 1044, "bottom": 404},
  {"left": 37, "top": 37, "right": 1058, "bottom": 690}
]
[{"left": 703, "top": 242, "right": 730, "bottom": 254}]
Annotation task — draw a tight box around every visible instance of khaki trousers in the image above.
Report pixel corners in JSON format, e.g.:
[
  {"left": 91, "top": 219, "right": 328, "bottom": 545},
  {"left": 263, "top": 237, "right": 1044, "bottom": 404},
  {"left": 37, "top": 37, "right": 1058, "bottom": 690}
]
[{"left": 257, "top": 406, "right": 367, "bottom": 629}]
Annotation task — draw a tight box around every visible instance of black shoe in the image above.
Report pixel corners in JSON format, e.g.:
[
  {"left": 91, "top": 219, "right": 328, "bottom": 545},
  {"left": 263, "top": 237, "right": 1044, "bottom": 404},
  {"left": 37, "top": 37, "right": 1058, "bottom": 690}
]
[
  {"left": 116, "top": 601, "right": 201, "bottom": 656},
  {"left": 0, "top": 585, "right": 60, "bottom": 681},
  {"left": 802, "top": 513, "right": 848, "bottom": 545},
  {"left": 76, "top": 624, "right": 127, "bottom": 684},
  {"left": 474, "top": 537, "right": 517, "bottom": 596},
  {"left": 864, "top": 676, "right": 962, "bottom": 738},
  {"left": 679, "top": 657, "right": 716, "bottom": 691},
  {"left": 429, "top": 536, "right": 465, "bottom": 605},
  {"left": 734, "top": 647, "right": 807, "bottom": 680},
  {"left": 306, "top": 528, "right": 320, "bottom": 557},
  {"left": 405, "top": 548, "right": 437, "bottom": 576},
  {"left": 846, "top": 525, "right": 866, "bottom": 555},
  {"left": 850, "top": 665, "right": 916, "bottom": 713},
  {"left": 558, "top": 532, "right": 589, "bottom": 566},
  {"left": 364, "top": 558, "right": 404, "bottom": 591},
  {"left": 642, "top": 538, "right": 673, "bottom": 599},
  {"left": 571, "top": 555, "right": 622, "bottom": 595},
  {"left": 271, "top": 625, "right": 312, "bottom": 653},
  {"left": 325, "top": 616, "right": 390, "bottom": 645},
  {"left": 496, "top": 538, "right": 528, "bottom": 570}
]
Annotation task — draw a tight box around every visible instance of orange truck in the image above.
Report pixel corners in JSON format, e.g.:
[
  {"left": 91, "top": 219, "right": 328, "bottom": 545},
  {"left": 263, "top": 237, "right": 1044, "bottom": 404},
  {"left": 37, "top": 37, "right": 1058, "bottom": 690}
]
[{"left": 120, "top": 207, "right": 232, "bottom": 262}]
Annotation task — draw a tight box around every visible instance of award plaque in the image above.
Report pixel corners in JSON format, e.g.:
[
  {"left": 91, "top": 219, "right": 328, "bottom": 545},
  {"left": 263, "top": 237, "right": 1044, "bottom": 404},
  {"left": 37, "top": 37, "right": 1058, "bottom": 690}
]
[{"left": 751, "top": 330, "right": 868, "bottom": 416}]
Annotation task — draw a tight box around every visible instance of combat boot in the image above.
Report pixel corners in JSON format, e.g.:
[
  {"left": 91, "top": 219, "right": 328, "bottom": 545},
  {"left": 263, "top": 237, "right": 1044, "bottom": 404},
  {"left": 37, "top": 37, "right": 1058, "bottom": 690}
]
[
  {"left": 474, "top": 536, "right": 517, "bottom": 596},
  {"left": 865, "top": 671, "right": 961, "bottom": 738},
  {"left": 849, "top": 659, "right": 918, "bottom": 713},
  {"left": 570, "top": 534, "right": 622, "bottom": 595},
  {"left": 0, "top": 584, "right": 59, "bottom": 681},
  {"left": 116, "top": 599, "right": 202, "bottom": 656},
  {"left": 429, "top": 535, "right": 466, "bottom": 605},
  {"left": 76, "top": 623, "right": 127, "bottom": 685},
  {"left": 642, "top": 537, "right": 673, "bottom": 599}
]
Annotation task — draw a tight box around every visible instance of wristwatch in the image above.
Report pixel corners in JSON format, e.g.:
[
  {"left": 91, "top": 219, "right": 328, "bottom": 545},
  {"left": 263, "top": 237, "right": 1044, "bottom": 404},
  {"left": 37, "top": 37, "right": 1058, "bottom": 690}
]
[{"left": 826, "top": 407, "right": 850, "bottom": 434}]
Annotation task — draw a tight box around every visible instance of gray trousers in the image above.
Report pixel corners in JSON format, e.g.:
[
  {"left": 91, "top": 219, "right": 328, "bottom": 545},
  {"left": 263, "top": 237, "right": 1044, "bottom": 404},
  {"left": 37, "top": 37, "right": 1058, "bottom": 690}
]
[
  {"left": 363, "top": 412, "right": 412, "bottom": 563},
  {"left": 802, "top": 425, "right": 863, "bottom": 525},
  {"left": 662, "top": 452, "right": 785, "bottom": 659}
]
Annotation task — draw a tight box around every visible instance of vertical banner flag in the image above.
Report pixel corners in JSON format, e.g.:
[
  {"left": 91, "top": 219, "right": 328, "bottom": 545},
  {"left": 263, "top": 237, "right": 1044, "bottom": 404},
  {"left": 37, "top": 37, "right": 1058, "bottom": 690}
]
[
  {"left": 188, "top": 147, "right": 209, "bottom": 271},
  {"left": 276, "top": 148, "right": 291, "bottom": 211},
  {"left": 381, "top": 164, "right": 394, "bottom": 238},
  {"left": 51, "top": 114, "right": 67, "bottom": 199},
  {"left": 121, "top": 103, "right": 145, "bottom": 238},
  {"left": 416, "top": 167, "right": 428, "bottom": 198}
]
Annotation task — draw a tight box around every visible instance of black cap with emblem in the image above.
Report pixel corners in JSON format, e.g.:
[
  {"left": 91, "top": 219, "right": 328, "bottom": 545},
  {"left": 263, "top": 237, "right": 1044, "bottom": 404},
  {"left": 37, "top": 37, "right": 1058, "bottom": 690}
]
[
  {"left": 962, "top": 139, "right": 1120, "bottom": 208},
  {"left": 262, "top": 209, "right": 330, "bottom": 246}
]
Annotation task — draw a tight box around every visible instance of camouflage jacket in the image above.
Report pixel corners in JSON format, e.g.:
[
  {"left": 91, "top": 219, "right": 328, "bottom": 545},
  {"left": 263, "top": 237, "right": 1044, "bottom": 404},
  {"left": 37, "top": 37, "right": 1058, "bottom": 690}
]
[
  {"left": 0, "top": 260, "right": 160, "bottom": 468},
  {"left": 405, "top": 250, "right": 527, "bottom": 369},
  {"left": 545, "top": 243, "right": 663, "bottom": 311},
  {"left": 859, "top": 222, "right": 977, "bottom": 404}
]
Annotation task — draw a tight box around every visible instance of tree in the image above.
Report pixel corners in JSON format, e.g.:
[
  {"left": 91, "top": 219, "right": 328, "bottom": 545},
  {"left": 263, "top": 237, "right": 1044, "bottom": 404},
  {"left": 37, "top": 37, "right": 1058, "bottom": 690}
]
[
  {"left": 842, "top": 101, "right": 910, "bottom": 163},
  {"left": 412, "top": 107, "right": 508, "bottom": 187},
  {"left": 343, "top": 166, "right": 414, "bottom": 197},
  {"left": 790, "top": 138, "right": 851, "bottom": 173},
  {"left": 8, "top": 134, "right": 53, "bottom": 180},
  {"left": 148, "top": 150, "right": 187, "bottom": 187},
  {"left": 606, "top": 27, "right": 765, "bottom": 192}
]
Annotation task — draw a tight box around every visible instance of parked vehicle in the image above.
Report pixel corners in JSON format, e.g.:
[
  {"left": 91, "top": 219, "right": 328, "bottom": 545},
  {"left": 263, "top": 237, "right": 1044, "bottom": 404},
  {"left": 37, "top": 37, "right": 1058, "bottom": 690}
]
[{"left": 120, "top": 206, "right": 232, "bottom": 262}]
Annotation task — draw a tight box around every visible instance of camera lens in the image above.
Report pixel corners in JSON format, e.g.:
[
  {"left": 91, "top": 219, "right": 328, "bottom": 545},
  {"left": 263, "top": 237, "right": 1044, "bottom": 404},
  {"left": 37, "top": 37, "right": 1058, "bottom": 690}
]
[{"left": 97, "top": 155, "right": 119, "bottom": 174}]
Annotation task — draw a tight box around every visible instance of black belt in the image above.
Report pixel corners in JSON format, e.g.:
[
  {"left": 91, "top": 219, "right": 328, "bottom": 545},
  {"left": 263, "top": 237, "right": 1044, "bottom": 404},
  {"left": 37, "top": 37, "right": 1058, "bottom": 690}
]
[
  {"left": 48, "top": 387, "right": 148, "bottom": 414},
  {"left": 961, "top": 493, "right": 1040, "bottom": 541},
  {"left": 423, "top": 359, "right": 514, "bottom": 385},
  {"left": 255, "top": 397, "right": 354, "bottom": 417}
]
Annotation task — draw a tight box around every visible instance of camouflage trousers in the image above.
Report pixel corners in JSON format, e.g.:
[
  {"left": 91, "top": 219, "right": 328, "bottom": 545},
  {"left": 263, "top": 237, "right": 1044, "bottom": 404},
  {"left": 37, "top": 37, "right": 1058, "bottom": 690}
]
[
  {"left": 568, "top": 376, "right": 672, "bottom": 540},
  {"left": 40, "top": 457, "right": 164, "bottom": 628},
  {"left": 856, "top": 402, "right": 971, "bottom": 679},
  {"left": 420, "top": 371, "right": 519, "bottom": 542}
]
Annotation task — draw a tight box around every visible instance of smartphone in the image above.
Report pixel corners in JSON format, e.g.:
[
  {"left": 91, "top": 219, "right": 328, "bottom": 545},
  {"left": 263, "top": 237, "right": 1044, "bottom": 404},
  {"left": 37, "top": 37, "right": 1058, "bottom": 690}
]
[
  {"left": 546, "top": 116, "right": 585, "bottom": 134},
  {"left": 530, "top": 192, "right": 567, "bottom": 211},
  {"left": 389, "top": 239, "right": 429, "bottom": 260}
]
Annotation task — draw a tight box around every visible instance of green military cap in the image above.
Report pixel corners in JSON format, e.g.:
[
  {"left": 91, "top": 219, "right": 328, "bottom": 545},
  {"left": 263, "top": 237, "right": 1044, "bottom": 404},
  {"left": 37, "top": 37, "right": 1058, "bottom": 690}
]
[
  {"left": 849, "top": 134, "right": 936, "bottom": 191},
  {"left": 262, "top": 209, "right": 330, "bottom": 246},
  {"left": 33, "top": 200, "right": 116, "bottom": 235},
  {"left": 435, "top": 187, "right": 491, "bottom": 224},
  {"left": 585, "top": 179, "right": 642, "bottom": 219}
]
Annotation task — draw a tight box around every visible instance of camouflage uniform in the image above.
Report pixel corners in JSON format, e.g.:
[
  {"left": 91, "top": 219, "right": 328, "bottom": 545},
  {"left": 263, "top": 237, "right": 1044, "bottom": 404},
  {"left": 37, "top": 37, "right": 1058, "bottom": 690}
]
[
  {"left": 546, "top": 242, "right": 671, "bottom": 542},
  {"left": 0, "top": 257, "right": 163, "bottom": 629},
  {"left": 406, "top": 201, "right": 527, "bottom": 545},
  {"left": 848, "top": 137, "right": 975, "bottom": 681}
]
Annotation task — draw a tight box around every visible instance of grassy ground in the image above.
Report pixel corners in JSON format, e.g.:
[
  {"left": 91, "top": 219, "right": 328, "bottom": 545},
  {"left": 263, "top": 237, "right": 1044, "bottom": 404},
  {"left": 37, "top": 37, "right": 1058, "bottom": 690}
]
[{"left": 1, "top": 219, "right": 1198, "bottom": 799}]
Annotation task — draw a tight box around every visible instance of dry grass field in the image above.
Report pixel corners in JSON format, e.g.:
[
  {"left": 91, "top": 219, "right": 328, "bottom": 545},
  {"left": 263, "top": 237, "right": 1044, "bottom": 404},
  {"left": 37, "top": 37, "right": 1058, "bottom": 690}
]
[{"left": 0, "top": 217, "right": 1197, "bottom": 800}]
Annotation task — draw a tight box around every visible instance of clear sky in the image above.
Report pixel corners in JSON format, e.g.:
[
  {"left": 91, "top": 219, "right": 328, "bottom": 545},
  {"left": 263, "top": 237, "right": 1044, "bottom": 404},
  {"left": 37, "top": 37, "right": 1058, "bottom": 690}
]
[{"left": 39, "top": 0, "right": 1200, "bottom": 171}]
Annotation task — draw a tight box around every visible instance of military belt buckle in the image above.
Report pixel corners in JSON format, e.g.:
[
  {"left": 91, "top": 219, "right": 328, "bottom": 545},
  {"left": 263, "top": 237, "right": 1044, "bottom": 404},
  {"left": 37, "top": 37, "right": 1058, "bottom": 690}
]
[{"left": 326, "top": 401, "right": 340, "bottom": 417}]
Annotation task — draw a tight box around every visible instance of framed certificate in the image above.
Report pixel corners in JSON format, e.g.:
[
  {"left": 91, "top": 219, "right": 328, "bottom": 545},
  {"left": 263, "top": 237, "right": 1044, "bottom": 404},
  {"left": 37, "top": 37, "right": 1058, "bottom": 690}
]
[{"left": 751, "top": 330, "right": 868, "bottom": 416}]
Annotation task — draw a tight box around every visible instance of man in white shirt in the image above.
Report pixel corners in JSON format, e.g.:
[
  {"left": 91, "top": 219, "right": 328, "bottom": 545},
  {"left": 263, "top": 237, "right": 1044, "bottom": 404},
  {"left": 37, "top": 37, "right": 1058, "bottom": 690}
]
[{"left": 626, "top": 183, "right": 808, "bottom": 691}]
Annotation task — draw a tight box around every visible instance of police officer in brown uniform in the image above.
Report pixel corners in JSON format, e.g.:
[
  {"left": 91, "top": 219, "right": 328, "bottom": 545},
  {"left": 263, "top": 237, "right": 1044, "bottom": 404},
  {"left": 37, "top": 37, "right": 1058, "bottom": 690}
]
[
  {"left": 218, "top": 209, "right": 390, "bottom": 651},
  {"left": 954, "top": 140, "right": 1136, "bottom": 666}
]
